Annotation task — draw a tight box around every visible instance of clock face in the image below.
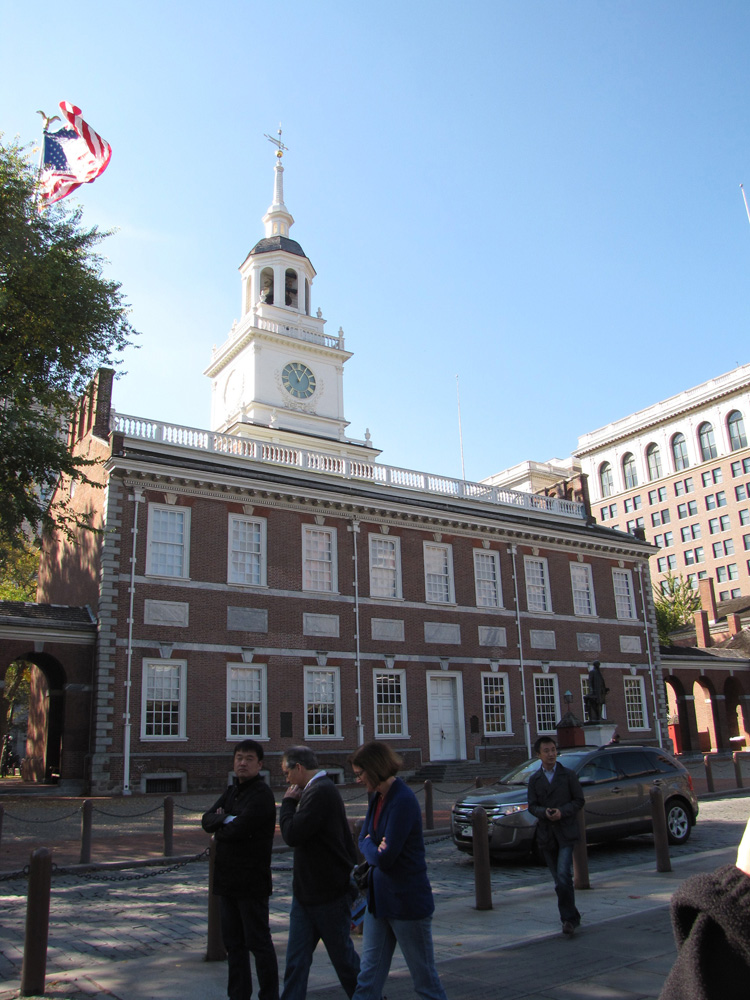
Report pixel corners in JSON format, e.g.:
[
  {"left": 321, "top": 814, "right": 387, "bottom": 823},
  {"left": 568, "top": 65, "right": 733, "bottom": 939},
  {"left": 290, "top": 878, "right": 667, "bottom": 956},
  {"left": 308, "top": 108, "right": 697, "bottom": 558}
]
[{"left": 282, "top": 361, "right": 316, "bottom": 399}]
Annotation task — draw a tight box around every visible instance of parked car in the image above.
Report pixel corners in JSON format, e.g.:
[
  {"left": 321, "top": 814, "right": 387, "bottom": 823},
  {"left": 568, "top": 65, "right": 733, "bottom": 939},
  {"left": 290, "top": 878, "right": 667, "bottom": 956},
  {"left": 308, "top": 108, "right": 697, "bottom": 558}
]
[{"left": 451, "top": 745, "right": 698, "bottom": 858}]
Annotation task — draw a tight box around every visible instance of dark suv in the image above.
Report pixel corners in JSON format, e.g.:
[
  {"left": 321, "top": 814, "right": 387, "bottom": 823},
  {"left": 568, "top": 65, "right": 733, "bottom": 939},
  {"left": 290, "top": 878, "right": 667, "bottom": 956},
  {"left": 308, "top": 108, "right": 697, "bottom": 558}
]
[{"left": 451, "top": 745, "right": 698, "bottom": 858}]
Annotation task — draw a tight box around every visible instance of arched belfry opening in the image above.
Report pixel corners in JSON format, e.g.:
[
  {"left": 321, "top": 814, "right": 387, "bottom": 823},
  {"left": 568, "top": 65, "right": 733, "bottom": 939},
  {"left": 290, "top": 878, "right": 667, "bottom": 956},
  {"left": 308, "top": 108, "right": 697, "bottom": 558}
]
[
  {"left": 285, "top": 268, "right": 298, "bottom": 308},
  {"left": 260, "top": 267, "right": 274, "bottom": 305}
]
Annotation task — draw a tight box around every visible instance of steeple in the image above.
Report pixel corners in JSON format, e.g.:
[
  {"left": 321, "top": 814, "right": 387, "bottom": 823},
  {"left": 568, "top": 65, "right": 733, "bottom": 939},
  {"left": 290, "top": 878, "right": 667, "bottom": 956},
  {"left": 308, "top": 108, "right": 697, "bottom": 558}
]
[{"left": 262, "top": 129, "right": 294, "bottom": 238}]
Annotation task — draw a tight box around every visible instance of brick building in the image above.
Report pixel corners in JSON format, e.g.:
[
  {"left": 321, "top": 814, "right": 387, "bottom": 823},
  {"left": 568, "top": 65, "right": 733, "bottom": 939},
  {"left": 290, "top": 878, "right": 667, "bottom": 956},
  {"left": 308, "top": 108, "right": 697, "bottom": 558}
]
[{"left": 24, "top": 153, "right": 662, "bottom": 793}]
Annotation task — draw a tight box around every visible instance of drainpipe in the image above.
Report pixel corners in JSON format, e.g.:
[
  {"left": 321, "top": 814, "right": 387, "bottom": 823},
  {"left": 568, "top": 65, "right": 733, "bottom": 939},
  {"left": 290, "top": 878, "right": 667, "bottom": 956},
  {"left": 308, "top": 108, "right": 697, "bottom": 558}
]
[
  {"left": 122, "top": 487, "right": 144, "bottom": 795},
  {"left": 509, "top": 545, "right": 532, "bottom": 757},
  {"left": 347, "top": 520, "right": 364, "bottom": 747},
  {"left": 636, "top": 562, "right": 664, "bottom": 748}
]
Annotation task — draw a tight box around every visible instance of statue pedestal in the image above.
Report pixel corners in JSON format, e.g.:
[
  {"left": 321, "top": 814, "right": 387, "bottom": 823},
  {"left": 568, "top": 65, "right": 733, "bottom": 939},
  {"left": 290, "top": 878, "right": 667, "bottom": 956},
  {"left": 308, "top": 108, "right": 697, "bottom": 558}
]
[{"left": 583, "top": 723, "right": 617, "bottom": 747}]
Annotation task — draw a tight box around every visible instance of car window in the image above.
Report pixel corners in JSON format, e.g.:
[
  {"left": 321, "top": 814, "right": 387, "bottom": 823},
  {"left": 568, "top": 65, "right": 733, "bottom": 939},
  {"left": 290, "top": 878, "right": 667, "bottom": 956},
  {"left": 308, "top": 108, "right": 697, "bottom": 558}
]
[
  {"left": 577, "top": 756, "right": 620, "bottom": 782},
  {"left": 651, "top": 752, "right": 682, "bottom": 774},
  {"left": 611, "top": 751, "right": 659, "bottom": 777}
]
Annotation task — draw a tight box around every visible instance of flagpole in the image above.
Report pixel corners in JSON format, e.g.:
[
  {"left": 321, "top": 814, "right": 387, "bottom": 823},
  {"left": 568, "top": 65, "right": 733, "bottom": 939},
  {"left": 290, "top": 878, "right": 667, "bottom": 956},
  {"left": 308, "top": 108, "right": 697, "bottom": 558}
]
[
  {"left": 456, "top": 374, "right": 466, "bottom": 481},
  {"left": 741, "top": 184, "right": 750, "bottom": 226}
]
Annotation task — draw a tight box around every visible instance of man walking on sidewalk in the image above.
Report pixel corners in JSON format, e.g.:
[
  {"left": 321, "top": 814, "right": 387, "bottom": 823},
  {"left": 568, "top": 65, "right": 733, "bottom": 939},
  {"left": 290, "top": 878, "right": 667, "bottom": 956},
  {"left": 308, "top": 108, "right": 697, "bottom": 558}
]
[
  {"left": 279, "top": 745, "right": 360, "bottom": 1000},
  {"left": 202, "top": 739, "right": 279, "bottom": 1000},
  {"left": 528, "top": 735, "right": 585, "bottom": 936}
]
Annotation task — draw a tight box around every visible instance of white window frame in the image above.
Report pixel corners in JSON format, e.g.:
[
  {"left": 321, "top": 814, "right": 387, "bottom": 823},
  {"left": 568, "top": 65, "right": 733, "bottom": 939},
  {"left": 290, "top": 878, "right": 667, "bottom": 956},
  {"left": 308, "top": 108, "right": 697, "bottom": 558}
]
[
  {"left": 368, "top": 534, "right": 403, "bottom": 600},
  {"left": 533, "top": 674, "right": 560, "bottom": 734},
  {"left": 481, "top": 672, "right": 511, "bottom": 735},
  {"left": 141, "top": 659, "right": 187, "bottom": 740},
  {"left": 524, "top": 556, "right": 552, "bottom": 613},
  {"left": 580, "top": 674, "right": 591, "bottom": 724},
  {"left": 570, "top": 562, "right": 596, "bottom": 617},
  {"left": 623, "top": 675, "right": 649, "bottom": 730},
  {"left": 227, "top": 514, "right": 267, "bottom": 587},
  {"left": 423, "top": 542, "right": 455, "bottom": 604},
  {"left": 304, "top": 666, "right": 341, "bottom": 739},
  {"left": 373, "top": 668, "right": 408, "bottom": 738},
  {"left": 145, "top": 504, "right": 191, "bottom": 579},
  {"left": 302, "top": 525, "right": 338, "bottom": 593},
  {"left": 612, "top": 568, "right": 637, "bottom": 620},
  {"left": 226, "top": 664, "right": 268, "bottom": 740},
  {"left": 473, "top": 549, "right": 503, "bottom": 608}
]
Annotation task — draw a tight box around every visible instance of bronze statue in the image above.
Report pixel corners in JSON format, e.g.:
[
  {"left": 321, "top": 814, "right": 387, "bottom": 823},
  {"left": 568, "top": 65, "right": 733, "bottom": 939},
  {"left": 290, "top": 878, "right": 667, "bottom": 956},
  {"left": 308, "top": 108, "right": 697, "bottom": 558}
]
[{"left": 584, "top": 661, "right": 609, "bottom": 723}]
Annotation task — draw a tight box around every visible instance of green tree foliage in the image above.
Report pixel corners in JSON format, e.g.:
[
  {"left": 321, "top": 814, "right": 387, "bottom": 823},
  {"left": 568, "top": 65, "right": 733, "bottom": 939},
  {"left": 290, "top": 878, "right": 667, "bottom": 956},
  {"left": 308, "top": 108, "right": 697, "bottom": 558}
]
[
  {"left": 0, "top": 138, "right": 135, "bottom": 546},
  {"left": 0, "top": 537, "right": 38, "bottom": 600},
  {"left": 653, "top": 572, "right": 700, "bottom": 645},
  {"left": 3, "top": 660, "right": 30, "bottom": 728}
]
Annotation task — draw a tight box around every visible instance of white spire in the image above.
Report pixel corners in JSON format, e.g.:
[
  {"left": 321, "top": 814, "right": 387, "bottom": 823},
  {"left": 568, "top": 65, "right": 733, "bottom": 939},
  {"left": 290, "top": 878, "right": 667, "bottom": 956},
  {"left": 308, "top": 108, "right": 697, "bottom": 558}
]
[{"left": 262, "top": 129, "right": 294, "bottom": 238}]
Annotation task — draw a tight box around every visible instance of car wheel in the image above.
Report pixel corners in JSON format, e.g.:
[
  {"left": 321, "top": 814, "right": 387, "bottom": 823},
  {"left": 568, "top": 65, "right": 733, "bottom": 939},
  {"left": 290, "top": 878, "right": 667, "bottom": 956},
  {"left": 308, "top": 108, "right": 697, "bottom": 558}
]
[{"left": 665, "top": 799, "right": 692, "bottom": 845}]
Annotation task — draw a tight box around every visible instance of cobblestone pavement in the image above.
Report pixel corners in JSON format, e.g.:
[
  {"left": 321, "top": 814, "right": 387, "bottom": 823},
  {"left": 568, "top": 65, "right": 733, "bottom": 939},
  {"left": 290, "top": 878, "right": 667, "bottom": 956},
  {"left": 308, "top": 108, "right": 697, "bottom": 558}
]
[{"left": 2, "top": 794, "right": 749, "bottom": 990}]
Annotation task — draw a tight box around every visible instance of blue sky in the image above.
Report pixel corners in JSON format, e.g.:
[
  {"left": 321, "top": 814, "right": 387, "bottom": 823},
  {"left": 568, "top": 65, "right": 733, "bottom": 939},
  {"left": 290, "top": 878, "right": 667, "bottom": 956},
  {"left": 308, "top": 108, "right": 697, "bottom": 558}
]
[{"left": 2, "top": 1, "right": 750, "bottom": 483}]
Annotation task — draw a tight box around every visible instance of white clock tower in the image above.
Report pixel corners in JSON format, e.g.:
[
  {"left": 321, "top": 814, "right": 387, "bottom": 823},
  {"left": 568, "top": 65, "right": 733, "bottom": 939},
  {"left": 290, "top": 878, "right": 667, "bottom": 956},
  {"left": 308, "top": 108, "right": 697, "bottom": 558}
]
[{"left": 205, "top": 137, "right": 378, "bottom": 461}]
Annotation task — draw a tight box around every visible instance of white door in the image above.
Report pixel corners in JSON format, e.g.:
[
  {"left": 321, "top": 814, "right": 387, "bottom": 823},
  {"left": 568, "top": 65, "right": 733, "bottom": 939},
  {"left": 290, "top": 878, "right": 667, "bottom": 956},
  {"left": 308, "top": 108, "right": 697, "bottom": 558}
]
[{"left": 428, "top": 675, "right": 460, "bottom": 760}]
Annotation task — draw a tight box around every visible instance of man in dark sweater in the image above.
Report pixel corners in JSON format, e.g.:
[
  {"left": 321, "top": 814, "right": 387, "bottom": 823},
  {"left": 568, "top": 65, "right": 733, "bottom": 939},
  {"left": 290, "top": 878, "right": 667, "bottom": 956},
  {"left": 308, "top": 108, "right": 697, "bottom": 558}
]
[
  {"left": 528, "top": 735, "right": 585, "bottom": 936},
  {"left": 202, "top": 740, "right": 279, "bottom": 1000},
  {"left": 279, "top": 745, "right": 360, "bottom": 1000}
]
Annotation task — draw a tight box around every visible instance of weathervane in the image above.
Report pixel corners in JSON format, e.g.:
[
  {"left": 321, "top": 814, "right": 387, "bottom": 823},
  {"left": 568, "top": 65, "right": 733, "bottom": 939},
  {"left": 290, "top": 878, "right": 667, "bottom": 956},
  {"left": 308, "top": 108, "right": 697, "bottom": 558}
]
[{"left": 264, "top": 126, "right": 288, "bottom": 160}]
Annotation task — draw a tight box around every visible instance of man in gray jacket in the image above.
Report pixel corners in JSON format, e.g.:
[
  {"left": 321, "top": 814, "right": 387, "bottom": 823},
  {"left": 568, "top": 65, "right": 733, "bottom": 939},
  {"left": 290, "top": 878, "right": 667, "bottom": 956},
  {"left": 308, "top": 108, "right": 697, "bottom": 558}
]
[{"left": 528, "top": 736, "right": 585, "bottom": 936}]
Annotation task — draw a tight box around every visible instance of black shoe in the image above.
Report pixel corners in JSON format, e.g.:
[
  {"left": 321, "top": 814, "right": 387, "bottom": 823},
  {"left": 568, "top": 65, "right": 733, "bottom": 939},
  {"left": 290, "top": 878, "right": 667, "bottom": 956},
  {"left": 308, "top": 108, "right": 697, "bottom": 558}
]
[{"left": 562, "top": 920, "right": 576, "bottom": 935}]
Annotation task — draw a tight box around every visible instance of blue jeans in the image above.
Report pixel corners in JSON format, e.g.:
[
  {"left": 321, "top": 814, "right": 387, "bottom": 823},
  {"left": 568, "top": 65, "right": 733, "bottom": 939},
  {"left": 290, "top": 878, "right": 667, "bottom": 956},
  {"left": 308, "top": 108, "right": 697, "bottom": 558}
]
[
  {"left": 542, "top": 841, "right": 580, "bottom": 926},
  {"left": 281, "top": 894, "right": 360, "bottom": 1000},
  {"left": 351, "top": 909, "right": 447, "bottom": 1000},
  {"left": 220, "top": 895, "right": 279, "bottom": 1000}
]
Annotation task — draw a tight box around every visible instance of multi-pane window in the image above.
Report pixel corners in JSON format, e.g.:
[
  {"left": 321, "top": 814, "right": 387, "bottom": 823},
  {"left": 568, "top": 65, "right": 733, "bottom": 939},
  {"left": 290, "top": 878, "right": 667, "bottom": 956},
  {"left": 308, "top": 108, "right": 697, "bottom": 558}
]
[
  {"left": 374, "top": 670, "right": 407, "bottom": 737},
  {"left": 728, "top": 410, "right": 747, "bottom": 451},
  {"left": 680, "top": 524, "right": 701, "bottom": 542},
  {"left": 648, "top": 486, "right": 667, "bottom": 504},
  {"left": 731, "top": 457, "right": 750, "bottom": 477},
  {"left": 228, "top": 515, "right": 266, "bottom": 586},
  {"left": 672, "top": 433, "right": 689, "bottom": 471},
  {"left": 677, "top": 501, "right": 698, "bottom": 519},
  {"left": 599, "top": 462, "right": 614, "bottom": 498},
  {"left": 303, "top": 526, "right": 338, "bottom": 592},
  {"left": 744, "top": 534, "right": 750, "bottom": 550},
  {"left": 684, "top": 547, "right": 704, "bottom": 566},
  {"left": 740, "top": 509, "right": 750, "bottom": 526},
  {"left": 705, "top": 491, "right": 727, "bottom": 510},
  {"left": 482, "top": 673, "right": 510, "bottom": 735},
  {"left": 580, "top": 674, "right": 591, "bottom": 723},
  {"left": 534, "top": 675, "right": 560, "bottom": 733},
  {"left": 228, "top": 665, "right": 265, "bottom": 738},
  {"left": 624, "top": 496, "right": 642, "bottom": 513},
  {"left": 525, "top": 556, "right": 552, "bottom": 613},
  {"left": 674, "top": 477, "right": 694, "bottom": 496},
  {"left": 709, "top": 515, "right": 731, "bottom": 533},
  {"left": 623, "top": 676, "right": 648, "bottom": 730},
  {"left": 712, "top": 539, "right": 735, "bottom": 557},
  {"left": 600, "top": 503, "right": 618, "bottom": 521},
  {"left": 622, "top": 453, "right": 638, "bottom": 489},
  {"left": 570, "top": 563, "right": 596, "bottom": 616},
  {"left": 716, "top": 564, "right": 738, "bottom": 582},
  {"left": 651, "top": 509, "right": 670, "bottom": 526},
  {"left": 698, "top": 422, "right": 717, "bottom": 461},
  {"left": 474, "top": 549, "right": 502, "bottom": 608},
  {"left": 646, "top": 444, "right": 662, "bottom": 482},
  {"left": 626, "top": 517, "right": 644, "bottom": 533},
  {"left": 701, "top": 468, "right": 722, "bottom": 487},
  {"left": 142, "top": 661, "right": 185, "bottom": 738},
  {"left": 657, "top": 555, "right": 677, "bottom": 572},
  {"left": 663, "top": 531, "right": 674, "bottom": 547},
  {"left": 735, "top": 484, "right": 750, "bottom": 501},
  {"left": 424, "top": 542, "right": 455, "bottom": 603},
  {"left": 146, "top": 505, "right": 190, "bottom": 578},
  {"left": 305, "top": 667, "right": 339, "bottom": 737},
  {"left": 369, "top": 535, "right": 402, "bottom": 599},
  {"left": 612, "top": 569, "right": 636, "bottom": 619}
]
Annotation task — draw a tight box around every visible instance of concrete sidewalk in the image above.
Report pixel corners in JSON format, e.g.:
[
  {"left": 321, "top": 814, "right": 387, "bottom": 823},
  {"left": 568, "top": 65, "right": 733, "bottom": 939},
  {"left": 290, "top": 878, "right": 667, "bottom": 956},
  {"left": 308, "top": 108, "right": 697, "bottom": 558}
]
[{"left": 1, "top": 844, "right": 735, "bottom": 1000}]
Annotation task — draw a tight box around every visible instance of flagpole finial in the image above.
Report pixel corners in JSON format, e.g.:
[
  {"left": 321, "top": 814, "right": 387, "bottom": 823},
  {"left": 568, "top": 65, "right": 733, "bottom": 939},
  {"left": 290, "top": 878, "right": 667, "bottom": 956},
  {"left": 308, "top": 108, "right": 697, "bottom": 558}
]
[
  {"left": 37, "top": 110, "right": 60, "bottom": 132},
  {"left": 264, "top": 125, "right": 288, "bottom": 161}
]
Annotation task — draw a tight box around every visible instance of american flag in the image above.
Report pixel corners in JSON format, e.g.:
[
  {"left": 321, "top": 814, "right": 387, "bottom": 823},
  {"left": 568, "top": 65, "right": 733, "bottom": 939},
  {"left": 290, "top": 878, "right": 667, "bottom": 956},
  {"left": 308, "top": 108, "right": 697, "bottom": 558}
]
[{"left": 38, "top": 101, "right": 112, "bottom": 205}]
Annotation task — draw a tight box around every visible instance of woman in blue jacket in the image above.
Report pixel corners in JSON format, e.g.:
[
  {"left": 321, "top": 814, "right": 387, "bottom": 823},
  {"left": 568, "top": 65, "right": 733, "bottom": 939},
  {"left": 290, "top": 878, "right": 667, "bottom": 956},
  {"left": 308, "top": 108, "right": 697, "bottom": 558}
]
[{"left": 350, "top": 741, "right": 447, "bottom": 1000}]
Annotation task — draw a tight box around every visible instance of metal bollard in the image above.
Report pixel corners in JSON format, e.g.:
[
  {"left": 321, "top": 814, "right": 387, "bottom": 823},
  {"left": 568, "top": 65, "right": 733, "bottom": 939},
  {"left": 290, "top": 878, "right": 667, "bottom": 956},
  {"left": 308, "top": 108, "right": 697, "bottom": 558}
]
[
  {"left": 423, "top": 779, "right": 434, "bottom": 830},
  {"left": 703, "top": 754, "right": 715, "bottom": 794},
  {"left": 80, "top": 799, "right": 93, "bottom": 864},
  {"left": 475, "top": 776, "right": 482, "bottom": 788},
  {"left": 20, "top": 847, "right": 52, "bottom": 997},
  {"left": 471, "top": 807, "right": 492, "bottom": 910},
  {"left": 649, "top": 785, "right": 672, "bottom": 872},
  {"left": 573, "top": 809, "right": 590, "bottom": 890},
  {"left": 734, "top": 752, "right": 744, "bottom": 789},
  {"left": 205, "top": 839, "right": 227, "bottom": 961},
  {"left": 163, "top": 795, "right": 174, "bottom": 857}
]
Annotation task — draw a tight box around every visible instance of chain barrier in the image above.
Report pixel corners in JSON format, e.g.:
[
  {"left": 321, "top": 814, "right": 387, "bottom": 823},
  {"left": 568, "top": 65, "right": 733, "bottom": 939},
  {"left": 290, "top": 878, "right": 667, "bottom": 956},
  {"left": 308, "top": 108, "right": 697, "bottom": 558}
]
[
  {"left": 52, "top": 848, "right": 211, "bottom": 882},
  {"left": 173, "top": 801, "right": 205, "bottom": 812},
  {"left": 2, "top": 808, "right": 81, "bottom": 824},
  {"left": 91, "top": 802, "right": 163, "bottom": 818},
  {"left": 0, "top": 864, "right": 30, "bottom": 882},
  {"left": 430, "top": 782, "right": 480, "bottom": 795}
]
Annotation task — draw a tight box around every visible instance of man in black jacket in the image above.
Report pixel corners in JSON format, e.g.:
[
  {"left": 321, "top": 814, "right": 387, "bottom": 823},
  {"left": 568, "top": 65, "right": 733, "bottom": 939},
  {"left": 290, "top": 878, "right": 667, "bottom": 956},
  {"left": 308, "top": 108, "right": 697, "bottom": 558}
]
[
  {"left": 202, "top": 740, "right": 279, "bottom": 1000},
  {"left": 528, "top": 735, "right": 585, "bottom": 936},
  {"left": 279, "top": 745, "right": 360, "bottom": 1000}
]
